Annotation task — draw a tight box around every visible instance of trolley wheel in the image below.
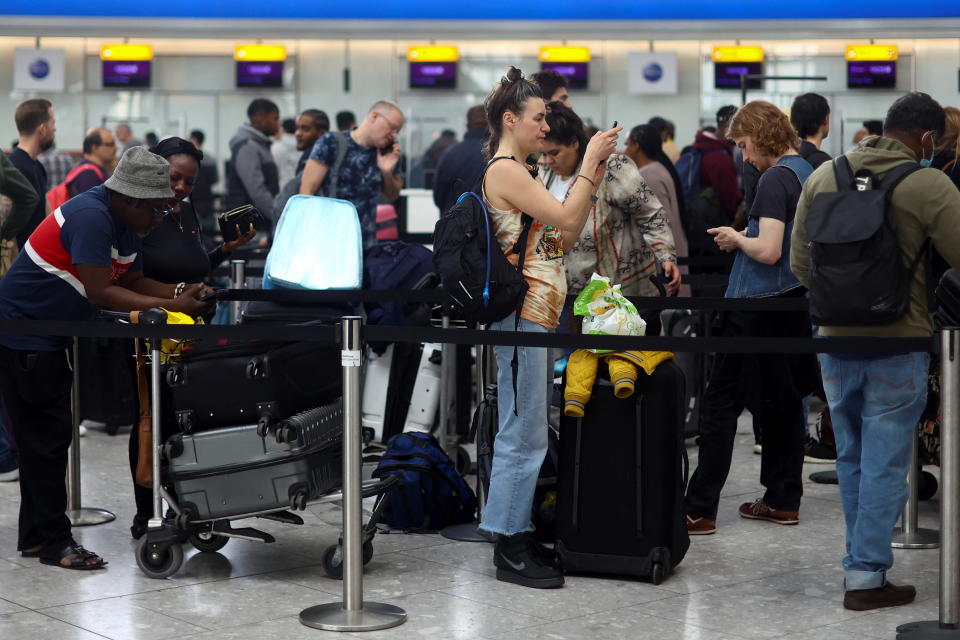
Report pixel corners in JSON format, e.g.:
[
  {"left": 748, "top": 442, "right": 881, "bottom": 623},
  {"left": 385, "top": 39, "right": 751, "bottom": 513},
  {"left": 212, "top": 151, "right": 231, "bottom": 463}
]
[
  {"left": 919, "top": 470, "right": 938, "bottom": 501},
  {"left": 136, "top": 537, "right": 183, "bottom": 579},
  {"left": 256, "top": 420, "right": 270, "bottom": 438},
  {"left": 188, "top": 531, "right": 229, "bottom": 553},
  {"left": 650, "top": 561, "right": 665, "bottom": 586},
  {"left": 175, "top": 512, "right": 191, "bottom": 531},
  {"left": 363, "top": 540, "right": 374, "bottom": 565},
  {"left": 321, "top": 544, "right": 343, "bottom": 579},
  {"left": 276, "top": 426, "right": 294, "bottom": 444}
]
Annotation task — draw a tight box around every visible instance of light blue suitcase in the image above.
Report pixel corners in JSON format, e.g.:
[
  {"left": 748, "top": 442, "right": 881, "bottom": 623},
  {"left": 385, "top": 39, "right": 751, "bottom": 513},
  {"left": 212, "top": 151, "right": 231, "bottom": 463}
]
[{"left": 264, "top": 195, "right": 363, "bottom": 290}]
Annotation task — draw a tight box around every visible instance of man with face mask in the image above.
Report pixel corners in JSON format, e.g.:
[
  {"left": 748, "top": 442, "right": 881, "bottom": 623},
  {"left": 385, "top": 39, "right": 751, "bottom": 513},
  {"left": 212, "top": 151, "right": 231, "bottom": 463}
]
[
  {"left": 9, "top": 99, "right": 56, "bottom": 249},
  {"left": 792, "top": 92, "right": 960, "bottom": 612},
  {"left": 299, "top": 100, "right": 404, "bottom": 248}
]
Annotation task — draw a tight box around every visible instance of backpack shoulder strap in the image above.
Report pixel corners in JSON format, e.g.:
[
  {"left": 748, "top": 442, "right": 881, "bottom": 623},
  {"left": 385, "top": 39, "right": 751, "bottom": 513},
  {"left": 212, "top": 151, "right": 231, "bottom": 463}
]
[
  {"left": 326, "top": 132, "right": 350, "bottom": 197},
  {"left": 878, "top": 162, "right": 922, "bottom": 192},
  {"left": 831, "top": 155, "right": 856, "bottom": 191},
  {"left": 63, "top": 162, "right": 103, "bottom": 187}
]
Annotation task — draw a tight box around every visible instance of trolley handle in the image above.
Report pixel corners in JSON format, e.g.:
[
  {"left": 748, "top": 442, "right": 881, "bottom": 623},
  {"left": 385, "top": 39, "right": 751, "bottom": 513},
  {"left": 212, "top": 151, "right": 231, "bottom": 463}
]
[{"left": 97, "top": 307, "right": 168, "bottom": 325}]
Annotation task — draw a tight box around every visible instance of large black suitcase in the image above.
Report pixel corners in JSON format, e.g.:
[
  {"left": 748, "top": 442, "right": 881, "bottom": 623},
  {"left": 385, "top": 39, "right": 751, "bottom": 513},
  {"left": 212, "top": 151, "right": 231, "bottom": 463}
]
[
  {"left": 165, "top": 338, "right": 341, "bottom": 432},
  {"left": 165, "top": 401, "right": 343, "bottom": 521},
  {"left": 557, "top": 361, "right": 689, "bottom": 584},
  {"left": 661, "top": 309, "right": 711, "bottom": 439}
]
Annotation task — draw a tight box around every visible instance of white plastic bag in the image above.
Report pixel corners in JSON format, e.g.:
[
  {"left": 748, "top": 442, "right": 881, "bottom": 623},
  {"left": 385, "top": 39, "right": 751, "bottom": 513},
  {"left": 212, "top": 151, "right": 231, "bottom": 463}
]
[{"left": 572, "top": 273, "right": 645, "bottom": 353}]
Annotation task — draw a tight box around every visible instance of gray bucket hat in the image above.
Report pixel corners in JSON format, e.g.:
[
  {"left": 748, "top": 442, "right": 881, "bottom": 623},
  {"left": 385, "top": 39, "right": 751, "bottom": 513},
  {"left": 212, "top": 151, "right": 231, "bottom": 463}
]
[{"left": 104, "top": 146, "right": 173, "bottom": 200}]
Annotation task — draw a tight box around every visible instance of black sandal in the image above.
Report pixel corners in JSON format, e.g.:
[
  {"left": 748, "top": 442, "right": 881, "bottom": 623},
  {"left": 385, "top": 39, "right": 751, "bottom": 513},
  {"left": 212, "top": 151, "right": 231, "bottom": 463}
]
[{"left": 38, "top": 542, "right": 108, "bottom": 570}]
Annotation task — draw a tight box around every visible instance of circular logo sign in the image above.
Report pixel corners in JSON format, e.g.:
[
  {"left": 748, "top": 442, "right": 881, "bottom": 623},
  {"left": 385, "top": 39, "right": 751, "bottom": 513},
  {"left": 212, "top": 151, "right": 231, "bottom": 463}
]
[
  {"left": 29, "top": 58, "right": 50, "bottom": 80},
  {"left": 643, "top": 63, "right": 663, "bottom": 83}
]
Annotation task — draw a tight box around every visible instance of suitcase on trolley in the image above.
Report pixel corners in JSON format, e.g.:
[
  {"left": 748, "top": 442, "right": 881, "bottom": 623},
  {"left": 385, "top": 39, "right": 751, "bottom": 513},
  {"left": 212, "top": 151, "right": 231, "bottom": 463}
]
[
  {"left": 164, "top": 338, "right": 341, "bottom": 433},
  {"left": 165, "top": 401, "right": 344, "bottom": 521},
  {"left": 557, "top": 361, "right": 689, "bottom": 584}
]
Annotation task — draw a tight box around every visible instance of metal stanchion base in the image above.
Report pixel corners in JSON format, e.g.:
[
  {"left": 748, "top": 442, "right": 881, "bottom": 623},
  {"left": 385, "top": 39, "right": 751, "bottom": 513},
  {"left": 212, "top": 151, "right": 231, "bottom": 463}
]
[
  {"left": 891, "top": 527, "right": 940, "bottom": 549},
  {"left": 810, "top": 470, "right": 838, "bottom": 484},
  {"left": 440, "top": 521, "right": 495, "bottom": 543},
  {"left": 300, "top": 602, "right": 407, "bottom": 632},
  {"left": 897, "top": 621, "right": 960, "bottom": 638},
  {"left": 67, "top": 508, "right": 116, "bottom": 527}
]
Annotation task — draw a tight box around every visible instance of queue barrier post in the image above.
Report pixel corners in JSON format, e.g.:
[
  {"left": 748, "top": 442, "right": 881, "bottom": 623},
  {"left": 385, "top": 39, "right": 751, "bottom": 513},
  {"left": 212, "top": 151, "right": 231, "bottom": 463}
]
[
  {"left": 300, "top": 316, "right": 407, "bottom": 632},
  {"left": 897, "top": 328, "right": 960, "bottom": 638},
  {"left": 66, "top": 337, "right": 116, "bottom": 527},
  {"left": 229, "top": 259, "right": 246, "bottom": 325},
  {"left": 891, "top": 431, "right": 940, "bottom": 550}
]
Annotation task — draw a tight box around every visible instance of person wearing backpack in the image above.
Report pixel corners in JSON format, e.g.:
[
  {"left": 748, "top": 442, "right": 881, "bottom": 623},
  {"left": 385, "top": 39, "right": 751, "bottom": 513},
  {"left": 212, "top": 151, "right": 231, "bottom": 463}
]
[
  {"left": 478, "top": 67, "right": 619, "bottom": 589},
  {"left": 685, "top": 101, "right": 817, "bottom": 538},
  {"left": 791, "top": 93, "right": 960, "bottom": 612}
]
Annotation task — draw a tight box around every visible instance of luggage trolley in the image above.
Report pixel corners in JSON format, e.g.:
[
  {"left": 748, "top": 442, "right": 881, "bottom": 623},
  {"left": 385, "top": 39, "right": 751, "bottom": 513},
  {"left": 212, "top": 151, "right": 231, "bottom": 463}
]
[{"left": 100, "top": 308, "right": 398, "bottom": 579}]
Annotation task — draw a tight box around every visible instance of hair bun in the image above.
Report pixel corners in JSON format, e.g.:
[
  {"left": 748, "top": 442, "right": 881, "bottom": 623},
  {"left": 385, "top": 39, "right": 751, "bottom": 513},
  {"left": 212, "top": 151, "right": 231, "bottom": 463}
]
[{"left": 504, "top": 66, "right": 523, "bottom": 84}]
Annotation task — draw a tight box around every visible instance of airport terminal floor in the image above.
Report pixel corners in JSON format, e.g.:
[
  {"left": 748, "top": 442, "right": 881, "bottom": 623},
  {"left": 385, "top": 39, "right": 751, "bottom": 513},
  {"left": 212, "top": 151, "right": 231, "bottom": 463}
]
[{"left": 0, "top": 412, "right": 943, "bottom": 640}]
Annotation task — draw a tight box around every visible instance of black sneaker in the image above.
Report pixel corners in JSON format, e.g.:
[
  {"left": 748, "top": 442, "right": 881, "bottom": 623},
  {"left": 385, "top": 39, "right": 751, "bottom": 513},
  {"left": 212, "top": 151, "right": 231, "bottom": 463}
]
[
  {"left": 493, "top": 533, "right": 564, "bottom": 588},
  {"left": 804, "top": 434, "right": 837, "bottom": 463}
]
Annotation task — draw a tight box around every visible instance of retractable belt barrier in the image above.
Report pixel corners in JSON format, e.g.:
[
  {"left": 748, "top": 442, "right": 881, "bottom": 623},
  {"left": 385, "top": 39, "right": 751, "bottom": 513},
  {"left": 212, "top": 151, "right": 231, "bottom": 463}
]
[{"left": 0, "top": 287, "right": 934, "bottom": 354}]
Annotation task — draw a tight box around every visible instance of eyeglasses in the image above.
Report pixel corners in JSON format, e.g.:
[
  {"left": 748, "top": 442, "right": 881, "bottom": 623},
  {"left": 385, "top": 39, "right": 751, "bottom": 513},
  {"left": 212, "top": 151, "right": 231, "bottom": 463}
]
[
  {"left": 101, "top": 140, "right": 117, "bottom": 147},
  {"left": 377, "top": 112, "right": 404, "bottom": 134}
]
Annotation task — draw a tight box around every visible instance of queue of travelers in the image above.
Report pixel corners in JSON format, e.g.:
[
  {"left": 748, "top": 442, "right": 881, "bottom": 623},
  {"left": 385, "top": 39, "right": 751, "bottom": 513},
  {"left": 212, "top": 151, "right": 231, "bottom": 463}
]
[{"left": 0, "top": 76, "right": 958, "bottom": 618}]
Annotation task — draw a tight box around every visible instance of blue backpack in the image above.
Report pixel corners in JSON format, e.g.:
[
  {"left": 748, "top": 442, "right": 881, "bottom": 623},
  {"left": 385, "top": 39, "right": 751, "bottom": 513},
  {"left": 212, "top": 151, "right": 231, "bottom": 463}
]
[
  {"left": 372, "top": 432, "right": 477, "bottom": 531},
  {"left": 675, "top": 147, "right": 720, "bottom": 207},
  {"left": 674, "top": 147, "right": 728, "bottom": 258}
]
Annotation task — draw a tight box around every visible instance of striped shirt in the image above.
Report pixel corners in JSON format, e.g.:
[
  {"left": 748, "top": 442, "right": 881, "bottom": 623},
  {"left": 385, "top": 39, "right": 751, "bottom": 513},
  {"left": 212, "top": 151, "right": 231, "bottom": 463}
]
[{"left": 0, "top": 186, "right": 141, "bottom": 350}]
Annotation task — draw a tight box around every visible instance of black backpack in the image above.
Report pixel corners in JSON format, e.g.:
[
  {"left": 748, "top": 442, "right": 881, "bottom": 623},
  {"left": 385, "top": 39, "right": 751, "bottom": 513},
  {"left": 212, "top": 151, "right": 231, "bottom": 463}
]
[
  {"left": 806, "top": 156, "right": 925, "bottom": 326},
  {"left": 432, "top": 156, "right": 532, "bottom": 326}
]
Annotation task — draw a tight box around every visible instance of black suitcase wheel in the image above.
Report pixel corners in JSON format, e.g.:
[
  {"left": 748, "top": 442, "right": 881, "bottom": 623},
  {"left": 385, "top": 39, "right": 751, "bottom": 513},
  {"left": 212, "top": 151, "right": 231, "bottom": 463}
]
[
  {"left": 136, "top": 537, "right": 183, "bottom": 579},
  {"left": 275, "top": 425, "right": 295, "bottom": 444},
  {"left": 322, "top": 544, "right": 343, "bottom": 579},
  {"left": 290, "top": 487, "right": 309, "bottom": 511},
  {"left": 650, "top": 561, "right": 665, "bottom": 585},
  {"left": 919, "top": 470, "right": 938, "bottom": 501},
  {"left": 189, "top": 531, "right": 230, "bottom": 553},
  {"left": 321, "top": 542, "right": 372, "bottom": 580}
]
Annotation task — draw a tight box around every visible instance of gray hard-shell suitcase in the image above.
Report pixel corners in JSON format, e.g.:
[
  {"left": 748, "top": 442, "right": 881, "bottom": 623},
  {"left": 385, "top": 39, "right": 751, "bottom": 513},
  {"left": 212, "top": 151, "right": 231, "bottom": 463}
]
[{"left": 165, "top": 400, "right": 344, "bottom": 521}]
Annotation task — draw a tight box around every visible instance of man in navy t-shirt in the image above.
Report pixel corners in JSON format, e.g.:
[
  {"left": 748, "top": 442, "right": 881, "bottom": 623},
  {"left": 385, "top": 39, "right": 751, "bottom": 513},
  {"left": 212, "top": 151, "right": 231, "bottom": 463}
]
[{"left": 0, "top": 147, "right": 212, "bottom": 570}]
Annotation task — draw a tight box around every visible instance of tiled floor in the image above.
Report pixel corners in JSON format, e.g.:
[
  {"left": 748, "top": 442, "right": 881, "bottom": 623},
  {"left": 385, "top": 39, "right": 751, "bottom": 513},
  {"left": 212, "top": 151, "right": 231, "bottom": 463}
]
[{"left": 0, "top": 415, "right": 944, "bottom": 640}]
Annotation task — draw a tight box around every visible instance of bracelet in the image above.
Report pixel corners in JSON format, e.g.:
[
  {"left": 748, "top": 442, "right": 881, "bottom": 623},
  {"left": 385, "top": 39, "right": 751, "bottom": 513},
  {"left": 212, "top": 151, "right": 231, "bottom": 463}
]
[
  {"left": 577, "top": 174, "right": 596, "bottom": 188},
  {"left": 174, "top": 282, "right": 186, "bottom": 297}
]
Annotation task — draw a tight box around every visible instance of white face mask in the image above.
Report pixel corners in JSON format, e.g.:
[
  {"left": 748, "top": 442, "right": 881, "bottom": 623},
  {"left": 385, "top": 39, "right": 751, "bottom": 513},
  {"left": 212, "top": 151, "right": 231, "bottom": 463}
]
[{"left": 920, "top": 131, "right": 936, "bottom": 168}]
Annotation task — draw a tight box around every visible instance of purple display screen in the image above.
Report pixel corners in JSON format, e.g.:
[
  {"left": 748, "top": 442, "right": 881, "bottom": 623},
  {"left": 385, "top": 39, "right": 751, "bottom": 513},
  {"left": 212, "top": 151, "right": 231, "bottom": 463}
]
[
  {"left": 237, "top": 61, "right": 283, "bottom": 88},
  {"left": 714, "top": 62, "right": 763, "bottom": 90},
  {"left": 540, "top": 61, "right": 588, "bottom": 90},
  {"left": 102, "top": 61, "right": 151, "bottom": 88},
  {"left": 409, "top": 61, "right": 456, "bottom": 89},
  {"left": 847, "top": 61, "right": 896, "bottom": 89}
]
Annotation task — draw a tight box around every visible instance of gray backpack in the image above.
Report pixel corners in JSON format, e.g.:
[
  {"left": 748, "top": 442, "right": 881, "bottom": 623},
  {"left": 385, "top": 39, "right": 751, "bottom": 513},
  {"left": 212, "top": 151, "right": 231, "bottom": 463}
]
[{"left": 271, "top": 131, "right": 349, "bottom": 222}]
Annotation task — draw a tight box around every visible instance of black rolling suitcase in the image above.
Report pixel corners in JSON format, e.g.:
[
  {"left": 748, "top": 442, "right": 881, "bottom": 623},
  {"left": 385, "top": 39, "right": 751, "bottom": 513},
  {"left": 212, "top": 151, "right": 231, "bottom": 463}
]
[
  {"left": 165, "top": 338, "right": 341, "bottom": 432},
  {"left": 165, "top": 401, "right": 344, "bottom": 521},
  {"left": 557, "top": 361, "right": 689, "bottom": 584},
  {"left": 661, "top": 309, "right": 710, "bottom": 439}
]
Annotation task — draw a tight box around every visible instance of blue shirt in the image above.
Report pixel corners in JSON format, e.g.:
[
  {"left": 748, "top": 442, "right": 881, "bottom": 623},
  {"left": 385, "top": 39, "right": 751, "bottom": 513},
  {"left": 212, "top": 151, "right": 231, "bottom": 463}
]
[
  {"left": 0, "top": 186, "right": 142, "bottom": 350},
  {"left": 309, "top": 131, "right": 391, "bottom": 248}
]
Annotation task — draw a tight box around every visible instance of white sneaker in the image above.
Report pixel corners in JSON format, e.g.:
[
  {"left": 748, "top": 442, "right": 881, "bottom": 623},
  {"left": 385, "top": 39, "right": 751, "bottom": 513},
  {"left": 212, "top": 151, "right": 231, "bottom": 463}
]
[
  {"left": 78, "top": 425, "right": 87, "bottom": 437},
  {"left": 753, "top": 443, "right": 762, "bottom": 455},
  {"left": 0, "top": 467, "right": 19, "bottom": 482}
]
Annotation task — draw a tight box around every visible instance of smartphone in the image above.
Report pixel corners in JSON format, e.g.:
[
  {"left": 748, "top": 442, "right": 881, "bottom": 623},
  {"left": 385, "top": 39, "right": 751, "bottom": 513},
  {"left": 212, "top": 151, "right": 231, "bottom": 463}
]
[
  {"left": 612, "top": 120, "right": 618, "bottom": 128},
  {"left": 380, "top": 143, "right": 394, "bottom": 156},
  {"left": 198, "top": 290, "right": 220, "bottom": 303}
]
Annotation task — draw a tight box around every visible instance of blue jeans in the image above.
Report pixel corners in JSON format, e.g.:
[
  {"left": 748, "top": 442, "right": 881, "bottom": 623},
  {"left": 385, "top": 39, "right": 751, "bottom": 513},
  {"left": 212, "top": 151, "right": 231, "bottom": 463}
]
[
  {"left": 818, "top": 352, "right": 929, "bottom": 591},
  {"left": 480, "top": 315, "right": 550, "bottom": 536}
]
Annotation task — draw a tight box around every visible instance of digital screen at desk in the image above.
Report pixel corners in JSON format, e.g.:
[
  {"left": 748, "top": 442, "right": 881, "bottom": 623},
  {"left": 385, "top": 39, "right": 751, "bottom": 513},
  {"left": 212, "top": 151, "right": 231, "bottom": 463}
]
[
  {"left": 714, "top": 62, "right": 763, "bottom": 90},
  {"left": 847, "top": 61, "right": 896, "bottom": 88},
  {"left": 236, "top": 61, "right": 283, "bottom": 88},
  {"left": 409, "top": 61, "right": 456, "bottom": 89},
  {"left": 540, "top": 62, "right": 588, "bottom": 90},
  {"left": 102, "top": 61, "right": 151, "bottom": 88}
]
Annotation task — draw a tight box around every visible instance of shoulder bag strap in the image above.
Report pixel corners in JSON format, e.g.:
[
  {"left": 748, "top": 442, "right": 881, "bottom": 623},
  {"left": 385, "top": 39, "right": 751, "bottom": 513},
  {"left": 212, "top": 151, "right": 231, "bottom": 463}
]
[
  {"left": 832, "top": 155, "right": 856, "bottom": 191},
  {"left": 326, "top": 132, "right": 350, "bottom": 197}
]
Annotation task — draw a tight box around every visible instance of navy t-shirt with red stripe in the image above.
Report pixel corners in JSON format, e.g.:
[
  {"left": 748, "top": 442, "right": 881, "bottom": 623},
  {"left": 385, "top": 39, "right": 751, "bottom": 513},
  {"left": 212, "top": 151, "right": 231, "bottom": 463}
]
[{"left": 0, "top": 185, "right": 142, "bottom": 351}]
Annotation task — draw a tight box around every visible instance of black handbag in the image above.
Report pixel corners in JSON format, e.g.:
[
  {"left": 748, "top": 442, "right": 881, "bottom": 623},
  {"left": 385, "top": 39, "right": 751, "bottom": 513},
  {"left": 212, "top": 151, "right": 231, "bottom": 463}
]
[{"left": 217, "top": 204, "right": 262, "bottom": 241}]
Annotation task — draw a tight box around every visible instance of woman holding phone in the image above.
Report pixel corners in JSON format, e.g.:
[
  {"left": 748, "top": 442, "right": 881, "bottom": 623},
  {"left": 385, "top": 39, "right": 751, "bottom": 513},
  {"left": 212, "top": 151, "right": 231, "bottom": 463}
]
[
  {"left": 478, "top": 67, "right": 620, "bottom": 588},
  {"left": 127, "top": 137, "right": 255, "bottom": 539}
]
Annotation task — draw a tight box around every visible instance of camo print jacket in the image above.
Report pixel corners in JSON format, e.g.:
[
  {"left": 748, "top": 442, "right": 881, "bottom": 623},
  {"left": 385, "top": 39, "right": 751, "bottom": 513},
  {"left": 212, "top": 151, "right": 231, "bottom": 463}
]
[{"left": 541, "top": 153, "right": 676, "bottom": 297}]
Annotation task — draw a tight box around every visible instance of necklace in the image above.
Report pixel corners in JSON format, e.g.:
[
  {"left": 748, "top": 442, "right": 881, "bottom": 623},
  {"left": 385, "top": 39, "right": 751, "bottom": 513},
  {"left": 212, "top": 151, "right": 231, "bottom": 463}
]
[{"left": 170, "top": 211, "right": 183, "bottom": 233}]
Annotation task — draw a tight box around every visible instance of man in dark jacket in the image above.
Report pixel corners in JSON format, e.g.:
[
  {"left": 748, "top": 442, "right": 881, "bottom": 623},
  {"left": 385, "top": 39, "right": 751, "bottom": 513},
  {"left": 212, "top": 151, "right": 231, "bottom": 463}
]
[
  {"left": 791, "top": 93, "right": 832, "bottom": 169},
  {"left": 226, "top": 99, "right": 280, "bottom": 225},
  {"left": 9, "top": 99, "right": 55, "bottom": 249},
  {"left": 693, "top": 107, "right": 743, "bottom": 222},
  {"left": 432, "top": 105, "right": 489, "bottom": 213}
]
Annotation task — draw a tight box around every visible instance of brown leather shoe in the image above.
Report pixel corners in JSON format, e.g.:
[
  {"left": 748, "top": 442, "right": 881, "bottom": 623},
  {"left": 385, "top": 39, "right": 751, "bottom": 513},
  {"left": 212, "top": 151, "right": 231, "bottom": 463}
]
[
  {"left": 843, "top": 581, "right": 916, "bottom": 611},
  {"left": 738, "top": 499, "right": 799, "bottom": 525},
  {"left": 686, "top": 514, "right": 716, "bottom": 535}
]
